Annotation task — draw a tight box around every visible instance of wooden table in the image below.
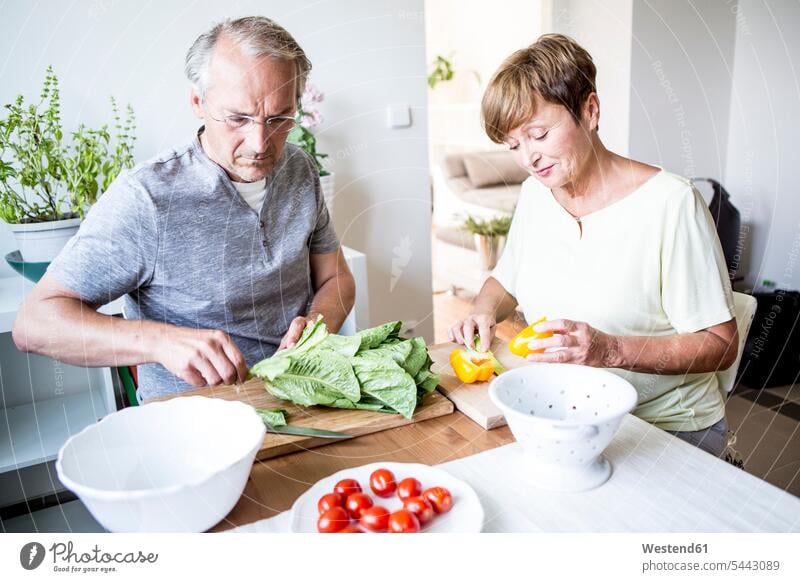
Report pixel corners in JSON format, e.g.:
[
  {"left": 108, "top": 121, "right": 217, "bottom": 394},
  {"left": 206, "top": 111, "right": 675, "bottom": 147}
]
[
  {"left": 218, "top": 412, "right": 800, "bottom": 533},
  {"left": 210, "top": 411, "right": 514, "bottom": 531}
]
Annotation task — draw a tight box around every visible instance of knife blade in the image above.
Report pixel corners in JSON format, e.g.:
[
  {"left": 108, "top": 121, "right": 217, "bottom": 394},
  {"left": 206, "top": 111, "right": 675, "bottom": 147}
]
[{"left": 264, "top": 423, "right": 353, "bottom": 439}]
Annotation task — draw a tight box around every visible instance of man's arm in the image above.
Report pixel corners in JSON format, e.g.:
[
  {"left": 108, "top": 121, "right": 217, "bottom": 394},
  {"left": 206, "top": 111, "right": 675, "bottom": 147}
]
[
  {"left": 278, "top": 249, "right": 356, "bottom": 349},
  {"left": 12, "top": 274, "right": 248, "bottom": 386}
]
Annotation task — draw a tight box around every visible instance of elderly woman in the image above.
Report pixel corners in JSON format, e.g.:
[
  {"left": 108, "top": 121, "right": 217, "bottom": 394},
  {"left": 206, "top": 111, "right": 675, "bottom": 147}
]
[{"left": 449, "top": 34, "right": 738, "bottom": 457}]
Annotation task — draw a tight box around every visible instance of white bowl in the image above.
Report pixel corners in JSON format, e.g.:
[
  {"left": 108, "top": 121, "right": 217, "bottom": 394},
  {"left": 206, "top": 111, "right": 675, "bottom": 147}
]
[
  {"left": 56, "top": 396, "right": 265, "bottom": 532},
  {"left": 489, "top": 364, "right": 637, "bottom": 492}
]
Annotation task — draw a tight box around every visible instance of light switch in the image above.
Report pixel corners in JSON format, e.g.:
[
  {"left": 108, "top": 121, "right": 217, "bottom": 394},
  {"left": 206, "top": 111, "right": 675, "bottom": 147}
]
[{"left": 387, "top": 104, "right": 411, "bottom": 128}]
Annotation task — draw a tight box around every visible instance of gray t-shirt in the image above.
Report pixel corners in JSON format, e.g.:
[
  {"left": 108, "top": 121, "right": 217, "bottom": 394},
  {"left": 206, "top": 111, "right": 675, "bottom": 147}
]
[{"left": 48, "top": 130, "right": 340, "bottom": 401}]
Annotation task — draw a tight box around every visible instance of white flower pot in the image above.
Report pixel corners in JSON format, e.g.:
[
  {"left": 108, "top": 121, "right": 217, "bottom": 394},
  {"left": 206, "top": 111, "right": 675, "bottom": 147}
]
[
  {"left": 474, "top": 234, "right": 506, "bottom": 270},
  {"left": 6, "top": 217, "right": 81, "bottom": 263},
  {"left": 319, "top": 172, "right": 335, "bottom": 217}
]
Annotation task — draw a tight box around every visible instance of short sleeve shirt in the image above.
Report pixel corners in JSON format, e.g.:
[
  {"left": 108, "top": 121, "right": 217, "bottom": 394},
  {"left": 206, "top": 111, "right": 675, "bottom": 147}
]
[
  {"left": 47, "top": 130, "right": 340, "bottom": 401},
  {"left": 492, "top": 171, "right": 735, "bottom": 431}
]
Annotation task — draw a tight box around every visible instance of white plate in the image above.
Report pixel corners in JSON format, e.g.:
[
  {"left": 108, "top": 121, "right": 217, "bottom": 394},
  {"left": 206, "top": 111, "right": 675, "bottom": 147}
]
[{"left": 290, "top": 462, "right": 484, "bottom": 533}]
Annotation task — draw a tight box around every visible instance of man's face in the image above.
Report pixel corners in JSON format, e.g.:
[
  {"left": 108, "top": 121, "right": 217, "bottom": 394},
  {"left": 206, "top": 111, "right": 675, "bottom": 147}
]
[{"left": 191, "top": 36, "right": 297, "bottom": 183}]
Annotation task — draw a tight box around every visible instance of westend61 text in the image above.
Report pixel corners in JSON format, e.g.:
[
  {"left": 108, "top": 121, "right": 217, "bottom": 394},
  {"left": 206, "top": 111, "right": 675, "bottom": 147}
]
[
  {"left": 642, "top": 543, "right": 708, "bottom": 554},
  {"left": 49, "top": 542, "right": 159, "bottom": 564}
]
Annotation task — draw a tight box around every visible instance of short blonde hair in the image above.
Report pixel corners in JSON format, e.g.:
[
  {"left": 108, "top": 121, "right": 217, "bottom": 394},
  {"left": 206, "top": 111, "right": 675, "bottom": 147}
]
[{"left": 481, "top": 34, "right": 597, "bottom": 143}]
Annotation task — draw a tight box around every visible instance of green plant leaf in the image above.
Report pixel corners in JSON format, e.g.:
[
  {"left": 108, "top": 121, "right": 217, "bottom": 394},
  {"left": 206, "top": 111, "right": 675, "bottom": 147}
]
[
  {"left": 0, "top": 66, "right": 136, "bottom": 223},
  {"left": 461, "top": 214, "right": 513, "bottom": 237}
]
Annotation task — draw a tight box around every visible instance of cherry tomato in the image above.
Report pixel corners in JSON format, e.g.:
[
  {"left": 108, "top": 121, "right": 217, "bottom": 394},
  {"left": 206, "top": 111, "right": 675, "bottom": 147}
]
[
  {"left": 423, "top": 486, "right": 453, "bottom": 514},
  {"left": 317, "top": 492, "right": 344, "bottom": 515},
  {"left": 387, "top": 509, "right": 421, "bottom": 533},
  {"left": 333, "top": 478, "right": 362, "bottom": 498},
  {"left": 338, "top": 525, "right": 363, "bottom": 533},
  {"left": 403, "top": 496, "right": 434, "bottom": 526},
  {"left": 369, "top": 468, "right": 397, "bottom": 498},
  {"left": 396, "top": 477, "right": 422, "bottom": 501},
  {"left": 317, "top": 506, "right": 350, "bottom": 533},
  {"left": 345, "top": 492, "right": 374, "bottom": 519},
  {"left": 360, "top": 506, "right": 391, "bottom": 532}
]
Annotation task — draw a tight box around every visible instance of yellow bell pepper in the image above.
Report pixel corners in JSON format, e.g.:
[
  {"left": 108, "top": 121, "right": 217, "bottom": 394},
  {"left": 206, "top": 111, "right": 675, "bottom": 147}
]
[
  {"left": 508, "top": 316, "right": 554, "bottom": 357},
  {"left": 450, "top": 349, "right": 498, "bottom": 384}
]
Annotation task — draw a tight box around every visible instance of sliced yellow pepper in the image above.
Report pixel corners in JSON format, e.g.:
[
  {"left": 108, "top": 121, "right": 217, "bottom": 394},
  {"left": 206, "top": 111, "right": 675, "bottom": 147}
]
[
  {"left": 450, "top": 348, "right": 500, "bottom": 384},
  {"left": 508, "top": 316, "right": 554, "bottom": 357}
]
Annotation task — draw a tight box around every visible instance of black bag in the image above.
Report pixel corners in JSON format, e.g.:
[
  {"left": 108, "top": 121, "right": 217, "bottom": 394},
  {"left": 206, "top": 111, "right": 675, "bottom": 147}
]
[
  {"left": 739, "top": 290, "right": 800, "bottom": 388},
  {"left": 691, "top": 178, "right": 742, "bottom": 281}
]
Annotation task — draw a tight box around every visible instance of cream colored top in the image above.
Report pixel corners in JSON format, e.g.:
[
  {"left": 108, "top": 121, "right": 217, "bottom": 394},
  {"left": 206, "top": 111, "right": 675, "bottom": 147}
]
[
  {"left": 232, "top": 177, "right": 267, "bottom": 211},
  {"left": 492, "top": 170, "right": 735, "bottom": 431}
]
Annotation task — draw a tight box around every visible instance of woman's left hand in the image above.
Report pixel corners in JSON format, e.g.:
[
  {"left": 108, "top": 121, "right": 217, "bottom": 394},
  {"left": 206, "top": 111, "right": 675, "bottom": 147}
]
[{"left": 525, "top": 319, "right": 622, "bottom": 368}]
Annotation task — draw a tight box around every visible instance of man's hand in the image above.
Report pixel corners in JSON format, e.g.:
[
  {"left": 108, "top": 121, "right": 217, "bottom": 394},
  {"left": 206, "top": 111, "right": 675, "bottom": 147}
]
[
  {"left": 156, "top": 326, "right": 249, "bottom": 387},
  {"left": 278, "top": 315, "right": 314, "bottom": 351}
]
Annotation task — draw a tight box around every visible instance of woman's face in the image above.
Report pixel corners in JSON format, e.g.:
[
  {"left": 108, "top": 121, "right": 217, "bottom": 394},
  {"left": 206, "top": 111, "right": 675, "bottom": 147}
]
[{"left": 505, "top": 97, "right": 598, "bottom": 188}]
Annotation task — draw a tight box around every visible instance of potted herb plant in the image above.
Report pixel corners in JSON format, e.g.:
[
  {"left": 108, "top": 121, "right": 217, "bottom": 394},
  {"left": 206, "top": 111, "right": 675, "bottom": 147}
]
[
  {"left": 0, "top": 66, "right": 136, "bottom": 264},
  {"left": 287, "top": 84, "right": 333, "bottom": 214},
  {"left": 461, "top": 214, "right": 513, "bottom": 270}
]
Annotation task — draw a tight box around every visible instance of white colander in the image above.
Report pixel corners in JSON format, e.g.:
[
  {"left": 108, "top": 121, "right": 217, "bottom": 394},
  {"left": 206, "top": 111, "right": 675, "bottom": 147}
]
[{"left": 489, "top": 363, "right": 637, "bottom": 492}]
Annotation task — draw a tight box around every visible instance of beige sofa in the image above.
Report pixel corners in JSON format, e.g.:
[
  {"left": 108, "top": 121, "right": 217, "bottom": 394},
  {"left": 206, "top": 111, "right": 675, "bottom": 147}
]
[{"left": 433, "top": 150, "right": 527, "bottom": 249}]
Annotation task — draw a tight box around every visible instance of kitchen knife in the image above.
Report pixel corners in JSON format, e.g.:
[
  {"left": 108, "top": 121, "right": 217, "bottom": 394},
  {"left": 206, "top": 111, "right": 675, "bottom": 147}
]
[{"left": 263, "top": 423, "right": 353, "bottom": 439}]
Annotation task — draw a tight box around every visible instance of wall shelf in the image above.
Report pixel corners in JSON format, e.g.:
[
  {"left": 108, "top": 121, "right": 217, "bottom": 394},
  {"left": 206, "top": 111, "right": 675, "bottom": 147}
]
[
  {"left": 0, "top": 274, "right": 120, "bottom": 507},
  {"left": 0, "top": 381, "right": 111, "bottom": 473}
]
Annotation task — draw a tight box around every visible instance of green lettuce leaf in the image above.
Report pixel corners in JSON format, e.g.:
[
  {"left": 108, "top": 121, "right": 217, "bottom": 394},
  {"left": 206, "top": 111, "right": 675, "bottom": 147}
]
[
  {"left": 352, "top": 352, "right": 417, "bottom": 419},
  {"left": 319, "top": 333, "right": 361, "bottom": 358},
  {"left": 255, "top": 408, "right": 287, "bottom": 427},
  {"left": 290, "top": 315, "right": 329, "bottom": 354},
  {"left": 250, "top": 317, "right": 439, "bottom": 419},
  {"left": 414, "top": 369, "right": 440, "bottom": 395},
  {"left": 250, "top": 355, "right": 291, "bottom": 381},
  {"left": 328, "top": 397, "right": 388, "bottom": 412},
  {"left": 356, "top": 321, "right": 402, "bottom": 351},
  {"left": 368, "top": 339, "right": 412, "bottom": 368},
  {"left": 265, "top": 351, "right": 361, "bottom": 405},
  {"left": 404, "top": 337, "right": 429, "bottom": 377}
]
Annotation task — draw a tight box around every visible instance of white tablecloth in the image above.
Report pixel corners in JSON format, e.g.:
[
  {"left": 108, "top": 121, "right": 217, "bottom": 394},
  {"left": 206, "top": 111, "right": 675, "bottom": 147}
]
[{"left": 231, "top": 414, "right": 800, "bottom": 533}]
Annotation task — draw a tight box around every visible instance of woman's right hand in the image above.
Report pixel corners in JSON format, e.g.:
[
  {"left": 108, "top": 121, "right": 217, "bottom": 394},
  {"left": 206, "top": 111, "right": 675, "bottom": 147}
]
[{"left": 448, "top": 313, "right": 497, "bottom": 351}]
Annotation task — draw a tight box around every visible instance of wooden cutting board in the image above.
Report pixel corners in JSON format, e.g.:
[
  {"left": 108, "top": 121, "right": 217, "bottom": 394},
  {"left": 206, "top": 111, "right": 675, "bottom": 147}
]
[
  {"left": 428, "top": 340, "right": 529, "bottom": 430},
  {"left": 149, "top": 377, "right": 454, "bottom": 460}
]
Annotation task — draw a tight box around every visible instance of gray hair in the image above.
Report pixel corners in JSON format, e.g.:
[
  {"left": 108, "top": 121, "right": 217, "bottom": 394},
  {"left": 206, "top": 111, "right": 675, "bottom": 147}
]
[{"left": 185, "top": 16, "right": 311, "bottom": 103}]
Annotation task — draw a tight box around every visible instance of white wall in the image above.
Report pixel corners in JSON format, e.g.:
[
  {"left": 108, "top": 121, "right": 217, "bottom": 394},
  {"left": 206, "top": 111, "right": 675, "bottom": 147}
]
[
  {"left": 425, "top": 0, "right": 546, "bottom": 161},
  {"left": 725, "top": 0, "right": 800, "bottom": 291},
  {"left": 550, "top": 0, "right": 633, "bottom": 156},
  {"left": 628, "top": 0, "right": 737, "bottom": 180},
  {"left": 0, "top": 0, "right": 434, "bottom": 338}
]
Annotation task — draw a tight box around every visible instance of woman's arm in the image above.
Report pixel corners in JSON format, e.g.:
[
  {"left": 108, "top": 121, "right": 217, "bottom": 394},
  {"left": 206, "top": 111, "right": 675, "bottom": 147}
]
[
  {"left": 448, "top": 276, "right": 519, "bottom": 349},
  {"left": 525, "top": 318, "right": 739, "bottom": 374}
]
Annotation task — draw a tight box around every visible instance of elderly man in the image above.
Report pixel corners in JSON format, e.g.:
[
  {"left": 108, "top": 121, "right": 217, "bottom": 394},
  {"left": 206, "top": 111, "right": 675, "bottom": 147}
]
[{"left": 12, "top": 16, "right": 356, "bottom": 401}]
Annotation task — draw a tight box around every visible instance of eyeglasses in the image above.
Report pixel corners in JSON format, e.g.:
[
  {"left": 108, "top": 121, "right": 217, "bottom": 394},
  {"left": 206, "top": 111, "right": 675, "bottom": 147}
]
[{"left": 204, "top": 101, "right": 298, "bottom": 134}]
